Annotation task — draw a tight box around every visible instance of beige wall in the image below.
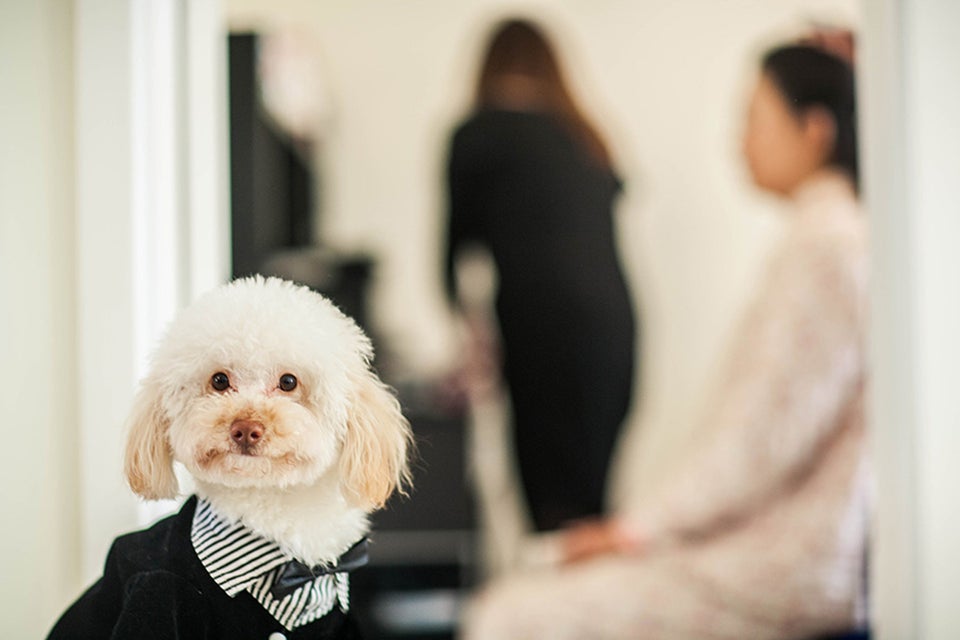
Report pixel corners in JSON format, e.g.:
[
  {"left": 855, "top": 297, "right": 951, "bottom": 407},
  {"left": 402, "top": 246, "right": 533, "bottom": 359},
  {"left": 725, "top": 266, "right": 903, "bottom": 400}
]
[{"left": 0, "top": 1, "right": 80, "bottom": 636}]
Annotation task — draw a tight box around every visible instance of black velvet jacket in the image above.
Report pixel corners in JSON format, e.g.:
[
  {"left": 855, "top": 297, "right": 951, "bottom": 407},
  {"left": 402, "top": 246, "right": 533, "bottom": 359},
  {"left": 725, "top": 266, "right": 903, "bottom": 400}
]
[{"left": 47, "top": 496, "right": 362, "bottom": 640}]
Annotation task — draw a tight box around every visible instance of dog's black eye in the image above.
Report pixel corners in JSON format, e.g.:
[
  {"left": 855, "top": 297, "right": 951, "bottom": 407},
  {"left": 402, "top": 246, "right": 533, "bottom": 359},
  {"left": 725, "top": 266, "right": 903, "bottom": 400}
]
[
  {"left": 278, "top": 373, "right": 298, "bottom": 392},
  {"left": 211, "top": 372, "right": 230, "bottom": 392}
]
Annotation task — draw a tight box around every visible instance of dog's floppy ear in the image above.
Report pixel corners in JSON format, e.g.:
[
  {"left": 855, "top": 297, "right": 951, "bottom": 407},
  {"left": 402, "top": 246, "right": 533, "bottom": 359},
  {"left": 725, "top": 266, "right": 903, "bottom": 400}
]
[
  {"left": 340, "top": 369, "right": 413, "bottom": 509},
  {"left": 123, "top": 382, "right": 179, "bottom": 500}
]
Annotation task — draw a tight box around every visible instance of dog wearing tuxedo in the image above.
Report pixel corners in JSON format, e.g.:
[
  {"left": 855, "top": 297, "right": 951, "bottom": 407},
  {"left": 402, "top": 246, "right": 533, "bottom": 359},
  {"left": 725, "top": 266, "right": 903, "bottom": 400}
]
[{"left": 49, "top": 277, "right": 413, "bottom": 639}]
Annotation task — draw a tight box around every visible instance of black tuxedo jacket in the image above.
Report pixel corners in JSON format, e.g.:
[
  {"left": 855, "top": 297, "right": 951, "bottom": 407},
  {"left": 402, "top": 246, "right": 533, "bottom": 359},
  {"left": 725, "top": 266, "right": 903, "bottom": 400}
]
[{"left": 47, "top": 496, "right": 362, "bottom": 640}]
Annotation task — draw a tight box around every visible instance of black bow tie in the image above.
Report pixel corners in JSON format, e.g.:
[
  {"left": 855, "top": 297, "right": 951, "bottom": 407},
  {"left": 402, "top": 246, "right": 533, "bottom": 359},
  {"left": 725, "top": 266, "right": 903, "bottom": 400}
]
[{"left": 269, "top": 538, "right": 369, "bottom": 600}]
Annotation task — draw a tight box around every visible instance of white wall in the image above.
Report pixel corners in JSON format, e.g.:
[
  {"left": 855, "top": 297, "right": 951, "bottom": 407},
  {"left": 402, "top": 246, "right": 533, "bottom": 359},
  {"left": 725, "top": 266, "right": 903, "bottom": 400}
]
[
  {"left": 224, "top": 0, "right": 858, "bottom": 499},
  {"left": 0, "top": 2, "right": 80, "bottom": 636}
]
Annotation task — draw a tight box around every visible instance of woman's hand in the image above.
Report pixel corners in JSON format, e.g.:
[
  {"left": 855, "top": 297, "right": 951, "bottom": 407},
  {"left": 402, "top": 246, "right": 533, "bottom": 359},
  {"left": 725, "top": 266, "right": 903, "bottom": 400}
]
[
  {"left": 437, "top": 310, "right": 501, "bottom": 410},
  {"left": 560, "top": 517, "right": 646, "bottom": 564},
  {"left": 460, "top": 310, "right": 501, "bottom": 400}
]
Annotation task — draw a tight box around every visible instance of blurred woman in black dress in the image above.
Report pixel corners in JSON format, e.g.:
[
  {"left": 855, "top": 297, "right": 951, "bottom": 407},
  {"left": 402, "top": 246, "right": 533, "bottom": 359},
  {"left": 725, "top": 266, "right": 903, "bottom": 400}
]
[{"left": 445, "top": 18, "right": 637, "bottom": 532}]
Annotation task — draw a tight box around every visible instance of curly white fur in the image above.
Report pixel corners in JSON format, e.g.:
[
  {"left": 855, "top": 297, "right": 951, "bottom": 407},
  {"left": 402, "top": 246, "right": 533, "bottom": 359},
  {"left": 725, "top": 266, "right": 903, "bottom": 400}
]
[{"left": 123, "top": 276, "right": 412, "bottom": 566}]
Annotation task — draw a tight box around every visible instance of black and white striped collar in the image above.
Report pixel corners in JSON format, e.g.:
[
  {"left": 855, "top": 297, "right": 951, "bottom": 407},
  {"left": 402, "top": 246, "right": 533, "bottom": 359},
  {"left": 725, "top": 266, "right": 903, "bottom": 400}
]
[{"left": 190, "top": 497, "right": 359, "bottom": 630}]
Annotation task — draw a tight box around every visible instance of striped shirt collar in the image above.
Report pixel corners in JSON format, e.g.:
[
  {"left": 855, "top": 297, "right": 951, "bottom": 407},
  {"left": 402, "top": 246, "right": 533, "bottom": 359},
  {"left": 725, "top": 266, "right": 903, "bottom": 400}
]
[{"left": 191, "top": 497, "right": 352, "bottom": 631}]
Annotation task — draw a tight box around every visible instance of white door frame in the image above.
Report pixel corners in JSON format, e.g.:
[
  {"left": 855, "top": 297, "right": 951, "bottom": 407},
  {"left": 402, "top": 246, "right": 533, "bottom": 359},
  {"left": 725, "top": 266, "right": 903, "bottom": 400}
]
[
  {"left": 863, "top": 0, "right": 960, "bottom": 637},
  {"left": 74, "top": 0, "right": 228, "bottom": 580}
]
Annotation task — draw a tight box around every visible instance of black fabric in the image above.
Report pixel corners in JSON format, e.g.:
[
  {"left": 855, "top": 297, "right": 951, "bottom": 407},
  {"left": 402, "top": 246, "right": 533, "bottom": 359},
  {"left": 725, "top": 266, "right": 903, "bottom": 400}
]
[
  {"left": 47, "top": 496, "right": 362, "bottom": 640},
  {"left": 445, "top": 109, "right": 637, "bottom": 531}
]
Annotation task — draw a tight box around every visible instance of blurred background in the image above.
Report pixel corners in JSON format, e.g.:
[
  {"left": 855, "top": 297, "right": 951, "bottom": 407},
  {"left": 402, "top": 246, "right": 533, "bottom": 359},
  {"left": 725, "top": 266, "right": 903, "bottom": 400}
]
[{"left": 2, "top": 0, "right": 959, "bottom": 638}]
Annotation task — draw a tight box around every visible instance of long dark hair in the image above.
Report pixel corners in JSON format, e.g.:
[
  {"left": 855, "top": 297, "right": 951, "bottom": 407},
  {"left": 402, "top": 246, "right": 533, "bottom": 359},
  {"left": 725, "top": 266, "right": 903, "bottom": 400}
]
[
  {"left": 475, "top": 18, "right": 612, "bottom": 168},
  {"left": 762, "top": 44, "right": 858, "bottom": 188}
]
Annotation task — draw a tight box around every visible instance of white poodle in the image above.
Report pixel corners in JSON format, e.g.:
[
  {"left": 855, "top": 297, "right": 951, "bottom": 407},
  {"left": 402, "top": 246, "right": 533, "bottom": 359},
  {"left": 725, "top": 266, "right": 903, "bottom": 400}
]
[{"left": 49, "top": 276, "right": 412, "bottom": 639}]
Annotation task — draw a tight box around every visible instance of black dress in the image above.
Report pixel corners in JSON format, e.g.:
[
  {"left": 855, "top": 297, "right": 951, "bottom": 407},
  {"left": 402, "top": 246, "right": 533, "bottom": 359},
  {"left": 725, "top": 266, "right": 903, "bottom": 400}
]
[{"left": 445, "top": 109, "right": 637, "bottom": 531}]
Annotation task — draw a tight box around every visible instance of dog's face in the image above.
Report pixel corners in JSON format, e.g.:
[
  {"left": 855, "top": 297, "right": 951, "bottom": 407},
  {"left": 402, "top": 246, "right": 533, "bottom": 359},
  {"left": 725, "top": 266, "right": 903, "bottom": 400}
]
[
  {"left": 166, "top": 342, "right": 346, "bottom": 492},
  {"left": 124, "top": 277, "right": 411, "bottom": 508}
]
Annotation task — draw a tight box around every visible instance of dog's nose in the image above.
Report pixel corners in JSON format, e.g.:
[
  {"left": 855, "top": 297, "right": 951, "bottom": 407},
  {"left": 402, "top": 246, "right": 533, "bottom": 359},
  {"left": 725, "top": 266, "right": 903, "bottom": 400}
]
[{"left": 230, "top": 419, "right": 264, "bottom": 448}]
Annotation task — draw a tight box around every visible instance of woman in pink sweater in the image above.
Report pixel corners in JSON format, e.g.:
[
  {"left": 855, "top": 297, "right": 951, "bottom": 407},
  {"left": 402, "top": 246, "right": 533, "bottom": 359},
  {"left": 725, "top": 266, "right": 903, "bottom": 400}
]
[{"left": 462, "top": 36, "right": 868, "bottom": 640}]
